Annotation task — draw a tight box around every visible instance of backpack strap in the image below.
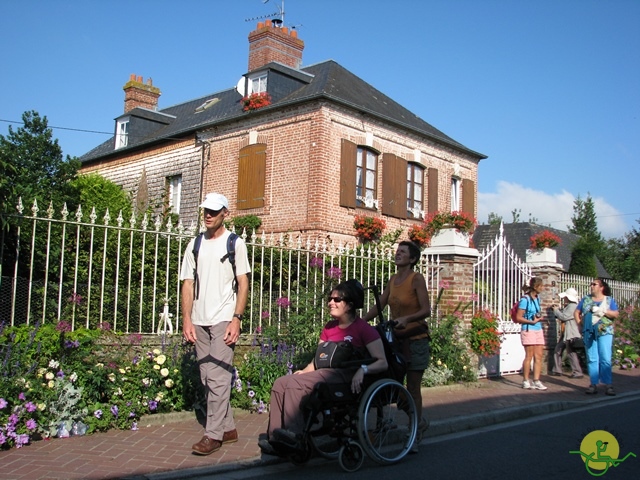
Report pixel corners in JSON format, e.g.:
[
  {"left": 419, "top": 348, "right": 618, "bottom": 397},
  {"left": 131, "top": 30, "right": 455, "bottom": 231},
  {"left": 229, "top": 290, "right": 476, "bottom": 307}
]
[
  {"left": 220, "top": 232, "right": 239, "bottom": 294},
  {"left": 192, "top": 233, "right": 204, "bottom": 300}
]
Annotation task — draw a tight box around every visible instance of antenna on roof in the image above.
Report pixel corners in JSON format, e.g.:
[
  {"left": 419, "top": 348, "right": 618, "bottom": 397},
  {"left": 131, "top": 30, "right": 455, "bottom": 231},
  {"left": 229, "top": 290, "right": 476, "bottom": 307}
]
[{"left": 245, "top": 0, "right": 285, "bottom": 26}]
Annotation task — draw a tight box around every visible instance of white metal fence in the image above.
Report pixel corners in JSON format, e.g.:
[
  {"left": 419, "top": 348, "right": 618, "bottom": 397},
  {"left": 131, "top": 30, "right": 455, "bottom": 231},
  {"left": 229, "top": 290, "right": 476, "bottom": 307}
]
[
  {"left": 558, "top": 274, "right": 640, "bottom": 306},
  {"left": 0, "top": 199, "right": 442, "bottom": 334}
]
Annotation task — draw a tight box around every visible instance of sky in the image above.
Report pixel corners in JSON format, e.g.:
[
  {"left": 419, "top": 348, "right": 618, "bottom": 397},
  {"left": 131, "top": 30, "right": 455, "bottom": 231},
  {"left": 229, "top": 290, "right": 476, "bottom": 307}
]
[{"left": 1, "top": 0, "right": 638, "bottom": 239}]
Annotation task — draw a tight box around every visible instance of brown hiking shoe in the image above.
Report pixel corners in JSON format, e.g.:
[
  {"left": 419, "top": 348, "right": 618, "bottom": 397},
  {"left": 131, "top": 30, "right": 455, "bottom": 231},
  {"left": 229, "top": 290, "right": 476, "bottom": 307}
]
[
  {"left": 192, "top": 436, "right": 222, "bottom": 455},
  {"left": 222, "top": 429, "right": 238, "bottom": 444}
]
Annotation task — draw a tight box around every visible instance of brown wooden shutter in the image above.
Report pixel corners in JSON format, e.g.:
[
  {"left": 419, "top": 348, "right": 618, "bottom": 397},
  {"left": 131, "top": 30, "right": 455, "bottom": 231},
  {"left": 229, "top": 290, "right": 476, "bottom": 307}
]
[
  {"left": 427, "top": 167, "right": 439, "bottom": 213},
  {"left": 340, "top": 139, "right": 357, "bottom": 208},
  {"left": 237, "top": 144, "right": 266, "bottom": 210},
  {"left": 462, "top": 178, "right": 475, "bottom": 218},
  {"left": 382, "top": 153, "right": 407, "bottom": 219}
]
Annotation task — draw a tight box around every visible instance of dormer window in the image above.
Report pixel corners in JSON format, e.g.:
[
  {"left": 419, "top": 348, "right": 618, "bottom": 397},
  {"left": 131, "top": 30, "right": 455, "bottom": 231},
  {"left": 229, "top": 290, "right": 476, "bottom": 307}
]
[
  {"left": 250, "top": 73, "right": 268, "bottom": 94},
  {"left": 116, "top": 118, "right": 129, "bottom": 149}
]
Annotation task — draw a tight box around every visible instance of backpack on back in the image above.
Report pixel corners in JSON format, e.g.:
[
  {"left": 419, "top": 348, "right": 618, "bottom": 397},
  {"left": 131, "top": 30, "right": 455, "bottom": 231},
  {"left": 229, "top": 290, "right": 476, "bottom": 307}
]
[
  {"left": 192, "top": 232, "right": 239, "bottom": 300},
  {"left": 510, "top": 296, "right": 529, "bottom": 323}
]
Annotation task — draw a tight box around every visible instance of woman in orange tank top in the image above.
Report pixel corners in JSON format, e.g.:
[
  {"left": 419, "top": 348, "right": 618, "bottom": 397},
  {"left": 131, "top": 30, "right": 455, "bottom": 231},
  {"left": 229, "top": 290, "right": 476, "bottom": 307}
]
[{"left": 362, "top": 241, "right": 431, "bottom": 452}]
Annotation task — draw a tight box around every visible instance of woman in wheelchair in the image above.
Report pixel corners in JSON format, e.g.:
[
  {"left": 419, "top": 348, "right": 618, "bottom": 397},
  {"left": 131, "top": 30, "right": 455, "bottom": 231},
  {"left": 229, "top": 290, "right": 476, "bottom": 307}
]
[{"left": 259, "top": 279, "right": 388, "bottom": 455}]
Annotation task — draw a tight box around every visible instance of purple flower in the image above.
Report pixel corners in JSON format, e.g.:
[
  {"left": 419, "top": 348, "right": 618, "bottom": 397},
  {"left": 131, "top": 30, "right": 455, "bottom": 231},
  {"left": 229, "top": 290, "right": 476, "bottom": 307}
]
[
  {"left": 0, "top": 398, "right": 7, "bottom": 409},
  {"left": 310, "top": 256, "right": 324, "bottom": 269},
  {"left": 56, "top": 320, "right": 72, "bottom": 332},
  {"left": 98, "top": 322, "right": 112, "bottom": 331},
  {"left": 261, "top": 310, "right": 270, "bottom": 319},
  {"left": 129, "top": 411, "right": 136, "bottom": 418},
  {"left": 8, "top": 414, "right": 19, "bottom": 426},
  {"left": 94, "top": 409, "right": 103, "bottom": 419},
  {"left": 0, "top": 431, "right": 6, "bottom": 445},
  {"left": 111, "top": 405, "right": 119, "bottom": 417},
  {"left": 68, "top": 293, "right": 83, "bottom": 305},
  {"left": 327, "top": 267, "right": 342, "bottom": 279},
  {"left": 18, "top": 392, "right": 26, "bottom": 401},
  {"left": 25, "top": 402, "right": 36, "bottom": 413},
  {"left": 148, "top": 401, "right": 158, "bottom": 411},
  {"left": 56, "top": 370, "right": 65, "bottom": 378},
  {"left": 131, "top": 422, "right": 138, "bottom": 431},
  {"left": 25, "top": 419, "right": 37, "bottom": 431},
  {"left": 248, "top": 390, "right": 255, "bottom": 398},
  {"left": 276, "top": 297, "right": 291, "bottom": 308}
]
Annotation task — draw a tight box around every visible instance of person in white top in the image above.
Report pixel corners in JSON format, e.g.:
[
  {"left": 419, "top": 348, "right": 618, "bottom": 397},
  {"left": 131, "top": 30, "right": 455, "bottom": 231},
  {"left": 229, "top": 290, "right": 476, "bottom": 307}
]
[{"left": 180, "top": 193, "right": 250, "bottom": 455}]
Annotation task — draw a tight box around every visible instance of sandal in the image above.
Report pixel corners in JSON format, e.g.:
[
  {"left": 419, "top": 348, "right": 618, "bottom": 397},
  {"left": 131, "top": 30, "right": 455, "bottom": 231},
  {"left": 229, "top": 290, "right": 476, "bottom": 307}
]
[
  {"left": 605, "top": 386, "right": 616, "bottom": 396},
  {"left": 585, "top": 384, "right": 598, "bottom": 395}
]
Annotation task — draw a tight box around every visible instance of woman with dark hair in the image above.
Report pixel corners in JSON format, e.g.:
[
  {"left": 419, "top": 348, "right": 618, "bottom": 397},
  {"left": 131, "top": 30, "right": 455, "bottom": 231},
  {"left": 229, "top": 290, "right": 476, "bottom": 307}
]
[
  {"left": 574, "top": 278, "right": 619, "bottom": 395},
  {"left": 259, "top": 279, "right": 388, "bottom": 454},
  {"left": 517, "top": 277, "right": 547, "bottom": 390},
  {"left": 362, "top": 241, "right": 431, "bottom": 452}
]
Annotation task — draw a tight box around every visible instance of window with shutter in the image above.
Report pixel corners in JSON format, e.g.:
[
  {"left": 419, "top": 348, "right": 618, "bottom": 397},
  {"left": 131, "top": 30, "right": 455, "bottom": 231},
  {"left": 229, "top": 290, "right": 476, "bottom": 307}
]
[
  {"left": 340, "top": 139, "right": 357, "bottom": 208},
  {"left": 406, "top": 162, "right": 424, "bottom": 219},
  {"left": 237, "top": 144, "right": 266, "bottom": 210},
  {"left": 451, "top": 177, "right": 460, "bottom": 212}
]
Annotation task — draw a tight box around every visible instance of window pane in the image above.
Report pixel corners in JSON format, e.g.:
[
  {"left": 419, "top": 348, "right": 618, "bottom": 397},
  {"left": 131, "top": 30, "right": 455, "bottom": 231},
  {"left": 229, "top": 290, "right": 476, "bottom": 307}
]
[{"left": 365, "top": 170, "right": 375, "bottom": 188}]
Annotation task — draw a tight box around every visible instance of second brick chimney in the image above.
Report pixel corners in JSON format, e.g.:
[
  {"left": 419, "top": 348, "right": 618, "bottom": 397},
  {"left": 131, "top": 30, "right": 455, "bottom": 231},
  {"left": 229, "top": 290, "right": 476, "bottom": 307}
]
[
  {"left": 123, "top": 74, "right": 161, "bottom": 113},
  {"left": 248, "top": 20, "right": 305, "bottom": 71}
]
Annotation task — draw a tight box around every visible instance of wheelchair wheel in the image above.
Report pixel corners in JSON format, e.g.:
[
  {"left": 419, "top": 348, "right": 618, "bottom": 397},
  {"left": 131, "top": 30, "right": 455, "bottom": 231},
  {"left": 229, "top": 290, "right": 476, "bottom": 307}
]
[
  {"left": 308, "top": 410, "right": 341, "bottom": 459},
  {"left": 356, "top": 378, "right": 417, "bottom": 465},
  {"left": 338, "top": 441, "right": 365, "bottom": 472}
]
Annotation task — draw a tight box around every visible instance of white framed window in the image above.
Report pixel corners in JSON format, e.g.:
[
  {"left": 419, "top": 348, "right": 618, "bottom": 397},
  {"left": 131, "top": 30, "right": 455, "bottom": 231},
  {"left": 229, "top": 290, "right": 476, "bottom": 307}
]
[
  {"left": 355, "top": 147, "right": 378, "bottom": 209},
  {"left": 115, "top": 118, "right": 129, "bottom": 149},
  {"left": 167, "top": 175, "right": 182, "bottom": 214},
  {"left": 451, "top": 177, "right": 460, "bottom": 212},
  {"left": 407, "top": 163, "right": 424, "bottom": 218},
  {"left": 250, "top": 73, "right": 268, "bottom": 94}
]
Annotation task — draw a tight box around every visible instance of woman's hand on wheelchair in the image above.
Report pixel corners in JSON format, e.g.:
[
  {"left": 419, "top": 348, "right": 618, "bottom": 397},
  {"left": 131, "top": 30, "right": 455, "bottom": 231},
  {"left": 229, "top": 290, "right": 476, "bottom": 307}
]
[{"left": 351, "top": 367, "right": 366, "bottom": 394}]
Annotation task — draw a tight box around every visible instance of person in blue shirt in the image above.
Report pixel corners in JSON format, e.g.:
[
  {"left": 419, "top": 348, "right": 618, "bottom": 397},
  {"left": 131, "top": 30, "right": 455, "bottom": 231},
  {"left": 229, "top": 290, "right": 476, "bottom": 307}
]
[
  {"left": 516, "top": 277, "right": 547, "bottom": 390},
  {"left": 574, "top": 278, "right": 619, "bottom": 396}
]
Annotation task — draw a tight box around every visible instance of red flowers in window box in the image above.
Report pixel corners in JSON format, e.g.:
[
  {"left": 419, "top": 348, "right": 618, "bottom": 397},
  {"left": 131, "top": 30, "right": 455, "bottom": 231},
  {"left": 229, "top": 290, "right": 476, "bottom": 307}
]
[
  {"left": 353, "top": 215, "right": 386, "bottom": 243},
  {"left": 529, "top": 230, "right": 562, "bottom": 250},
  {"left": 408, "top": 223, "right": 431, "bottom": 247},
  {"left": 242, "top": 92, "right": 271, "bottom": 111}
]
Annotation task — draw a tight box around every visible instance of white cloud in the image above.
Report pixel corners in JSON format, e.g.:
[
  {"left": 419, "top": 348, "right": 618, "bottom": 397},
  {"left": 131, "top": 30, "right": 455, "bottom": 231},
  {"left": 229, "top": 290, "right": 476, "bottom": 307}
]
[{"left": 478, "top": 181, "right": 628, "bottom": 239}]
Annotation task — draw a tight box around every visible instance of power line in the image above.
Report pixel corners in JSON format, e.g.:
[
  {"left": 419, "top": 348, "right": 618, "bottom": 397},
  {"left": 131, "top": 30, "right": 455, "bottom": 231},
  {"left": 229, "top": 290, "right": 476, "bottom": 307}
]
[{"left": 0, "top": 118, "right": 112, "bottom": 136}]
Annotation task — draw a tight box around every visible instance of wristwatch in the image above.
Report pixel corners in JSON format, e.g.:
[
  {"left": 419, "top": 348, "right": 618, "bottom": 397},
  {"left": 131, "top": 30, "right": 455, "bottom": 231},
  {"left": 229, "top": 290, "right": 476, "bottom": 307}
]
[
  {"left": 360, "top": 364, "right": 368, "bottom": 375},
  {"left": 233, "top": 313, "right": 243, "bottom": 321}
]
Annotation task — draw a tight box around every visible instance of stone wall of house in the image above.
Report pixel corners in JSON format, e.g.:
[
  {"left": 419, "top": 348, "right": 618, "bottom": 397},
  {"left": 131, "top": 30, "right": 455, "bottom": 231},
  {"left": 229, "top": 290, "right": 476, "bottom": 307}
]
[{"left": 198, "top": 102, "right": 480, "bottom": 243}]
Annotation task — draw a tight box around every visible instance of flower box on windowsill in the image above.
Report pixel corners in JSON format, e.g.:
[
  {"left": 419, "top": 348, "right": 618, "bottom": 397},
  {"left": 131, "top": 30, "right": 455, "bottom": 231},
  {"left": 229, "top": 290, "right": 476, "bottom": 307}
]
[{"left": 526, "top": 247, "right": 557, "bottom": 264}]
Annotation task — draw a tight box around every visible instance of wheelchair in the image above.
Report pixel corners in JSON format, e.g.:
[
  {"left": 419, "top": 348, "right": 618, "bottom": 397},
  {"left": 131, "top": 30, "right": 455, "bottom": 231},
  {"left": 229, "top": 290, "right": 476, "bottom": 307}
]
[{"left": 274, "top": 305, "right": 419, "bottom": 472}]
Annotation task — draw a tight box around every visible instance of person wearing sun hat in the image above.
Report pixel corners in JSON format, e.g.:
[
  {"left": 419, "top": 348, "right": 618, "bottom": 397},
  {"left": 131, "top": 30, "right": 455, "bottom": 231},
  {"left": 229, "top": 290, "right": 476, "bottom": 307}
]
[
  {"left": 180, "top": 193, "right": 251, "bottom": 455},
  {"left": 550, "top": 287, "right": 583, "bottom": 378}
]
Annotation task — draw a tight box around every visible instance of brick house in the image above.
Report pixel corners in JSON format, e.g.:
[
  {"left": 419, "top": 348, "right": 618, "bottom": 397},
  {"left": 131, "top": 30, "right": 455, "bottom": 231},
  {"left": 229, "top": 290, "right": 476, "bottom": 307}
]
[{"left": 80, "top": 21, "right": 486, "bottom": 242}]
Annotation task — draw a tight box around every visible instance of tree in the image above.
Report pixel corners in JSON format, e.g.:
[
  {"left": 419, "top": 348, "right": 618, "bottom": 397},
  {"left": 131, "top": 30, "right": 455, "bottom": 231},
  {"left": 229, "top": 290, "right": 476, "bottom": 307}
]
[
  {"left": 601, "top": 219, "right": 640, "bottom": 282},
  {"left": 568, "top": 194, "right": 603, "bottom": 246},
  {"left": 487, "top": 212, "right": 502, "bottom": 226},
  {"left": 568, "top": 237, "right": 597, "bottom": 276},
  {"left": 0, "top": 111, "right": 80, "bottom": 211}
]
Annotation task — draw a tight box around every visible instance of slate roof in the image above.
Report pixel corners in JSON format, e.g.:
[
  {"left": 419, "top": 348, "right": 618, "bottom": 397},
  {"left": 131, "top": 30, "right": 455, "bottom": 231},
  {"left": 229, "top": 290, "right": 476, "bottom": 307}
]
[
  {"left": 472, "top": 222, "right": 610, "bottom": 278},
  {"left": 80, "top": 61, "right": 486, "bottom": 162}
]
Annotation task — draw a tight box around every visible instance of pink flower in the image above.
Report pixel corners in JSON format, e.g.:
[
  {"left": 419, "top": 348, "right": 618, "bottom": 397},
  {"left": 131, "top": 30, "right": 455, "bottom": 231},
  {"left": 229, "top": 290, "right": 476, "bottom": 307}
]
[
  {"left": 276, "top": 297, "right": 291, "bottom": 308},
  {"left": 310, "top": 256, "right": 324, "bottom": 269},
  {"left": 327, "top": 267, "right": 342, "bottom": 279}
]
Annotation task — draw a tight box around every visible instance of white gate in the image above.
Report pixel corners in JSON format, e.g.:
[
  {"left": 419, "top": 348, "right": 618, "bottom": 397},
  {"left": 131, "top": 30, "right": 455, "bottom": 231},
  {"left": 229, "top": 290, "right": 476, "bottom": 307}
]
[{"left": 474, "top": 223, "right": 532, "bottom": 376}]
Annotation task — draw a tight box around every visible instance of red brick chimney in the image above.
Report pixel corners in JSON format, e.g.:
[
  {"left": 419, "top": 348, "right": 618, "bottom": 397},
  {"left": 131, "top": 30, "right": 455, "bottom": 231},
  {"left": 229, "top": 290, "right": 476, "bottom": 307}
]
[
  {"left": 248, "top": 20, "right": 305, "bottom": 71},
  {"left": 123, "top": 74, "right": 161, "bottom": 113}
]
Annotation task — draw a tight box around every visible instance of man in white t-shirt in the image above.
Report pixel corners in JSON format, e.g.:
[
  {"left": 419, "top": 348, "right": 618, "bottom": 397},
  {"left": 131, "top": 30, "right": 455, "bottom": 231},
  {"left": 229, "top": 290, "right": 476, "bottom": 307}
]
[{"left": 180, "top": 193, "right": 250, "bottom": 455}]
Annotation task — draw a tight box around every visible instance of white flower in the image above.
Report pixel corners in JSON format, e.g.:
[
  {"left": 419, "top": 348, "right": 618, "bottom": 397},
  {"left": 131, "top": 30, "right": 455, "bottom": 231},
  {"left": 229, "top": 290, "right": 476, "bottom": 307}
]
[
  {"left": 142, "top": 378, "right": 151, "bottom": 387},
  {"left": 119, "top": 368, "right": 126, "bottom": 374},
  {"left": 160, "top": 368, "right": 169, "bottom": 377},
  {"left": 153, "top": 364, "right": 160, "bottom": 370},
  {"left": 108, "top": 373, "right": 116, "bottom": 382},
  {"left": 95, "top": 363, "right": 104, "bottom": 368},
  {"left": 48, "top": 359, "right": 60, "bottom": 369},
  {"left": 45, "top": 372, "right": 55, "bottom": 380},
  {"left": 152, "top": 348, "right": 161, "bottom": 355},
  {"left": 37, "top": 403, "right": 46, "bottom": 411},
  {"left": 155, "top": 355, "right": 167, "bottom": 365},
  {"left": 47, "top": 380, "right": 55, "bottom": 388},
  {"left": 437, "top": 360, "right": 442, "bottom": 366},
  {"left": 37, "top": 368, "right": 47, "bottom": 378},
  {"left": 165, "top": 379, "right": 174, "bottom": 388},
  {"left": 69, "top": 372, "right": 78, "bottom": 383}
]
